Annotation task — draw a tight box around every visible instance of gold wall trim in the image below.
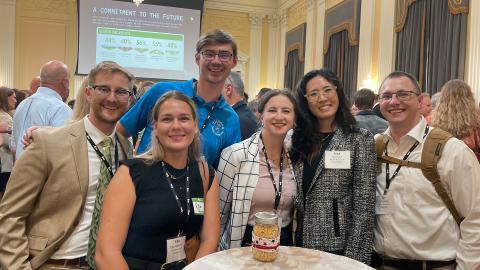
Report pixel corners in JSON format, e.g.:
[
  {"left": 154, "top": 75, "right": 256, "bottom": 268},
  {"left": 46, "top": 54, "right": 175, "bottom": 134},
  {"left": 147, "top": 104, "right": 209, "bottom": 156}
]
[{"left": 448, "top": 0, "right": 469, "bottom": 15}]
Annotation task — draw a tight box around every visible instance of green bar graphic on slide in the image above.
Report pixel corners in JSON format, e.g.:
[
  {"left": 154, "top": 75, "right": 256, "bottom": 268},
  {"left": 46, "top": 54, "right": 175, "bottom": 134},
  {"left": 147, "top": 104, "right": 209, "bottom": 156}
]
[{"left": 97, "top": 27, "right": 183, "bottom": 41}]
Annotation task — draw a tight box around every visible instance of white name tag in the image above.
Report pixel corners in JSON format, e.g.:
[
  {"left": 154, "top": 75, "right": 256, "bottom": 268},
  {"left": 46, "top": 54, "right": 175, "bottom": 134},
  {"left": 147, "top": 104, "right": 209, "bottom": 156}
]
[
  {"left": 192, "top": 198, "right": 205, "bottom": 215},
  {"left": 325, "top": 151, "right": 351, "bottom": 169},
  {"left": 166, "top": 235, "right": 186, "bottom": 263},
  {"left": 375, "top": 194, "right": 394, "bottom": 215}
]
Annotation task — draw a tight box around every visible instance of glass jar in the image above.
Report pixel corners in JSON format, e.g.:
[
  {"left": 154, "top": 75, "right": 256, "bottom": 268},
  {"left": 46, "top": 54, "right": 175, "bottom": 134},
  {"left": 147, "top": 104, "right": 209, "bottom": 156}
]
[{"left": 252, "top": 212, "right": 280, "bottom": 262}]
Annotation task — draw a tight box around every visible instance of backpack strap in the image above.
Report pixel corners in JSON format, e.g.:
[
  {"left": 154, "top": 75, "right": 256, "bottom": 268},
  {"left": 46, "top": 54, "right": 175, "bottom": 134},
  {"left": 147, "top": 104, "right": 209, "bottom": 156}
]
[
  {"left": 375, "top": 134, "right": 423, "bottom": 168},
  {"left": 375, "top": 129, "right": 464, "bottom": 225},
  {"left": 421, "top": 128, "right": 464, "bottom": 225},
  {"left": 374, "top": 134, "right": 387, "bottom": 162}
]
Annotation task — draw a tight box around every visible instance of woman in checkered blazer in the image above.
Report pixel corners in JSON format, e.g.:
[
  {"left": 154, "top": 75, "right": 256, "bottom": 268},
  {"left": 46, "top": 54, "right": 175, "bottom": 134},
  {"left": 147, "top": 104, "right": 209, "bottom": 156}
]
[
  {"left": 217, "top": 89, "right": 298, "bottom": 250},
  {"left": 290, "top": 69, "right": 376, "bottom": 265}
]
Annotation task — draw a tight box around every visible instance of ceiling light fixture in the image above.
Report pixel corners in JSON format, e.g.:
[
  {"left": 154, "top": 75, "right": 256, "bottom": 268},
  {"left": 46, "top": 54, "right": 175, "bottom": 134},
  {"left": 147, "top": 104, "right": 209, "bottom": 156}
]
[{"left": 133, "top": 0, "right": 144, "bottom": 7}]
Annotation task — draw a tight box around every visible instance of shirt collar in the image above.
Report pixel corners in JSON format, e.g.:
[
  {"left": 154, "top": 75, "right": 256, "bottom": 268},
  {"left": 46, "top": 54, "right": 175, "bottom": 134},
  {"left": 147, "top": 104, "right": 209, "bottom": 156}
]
[
  {"left": 83, "top": 115, "right": 116, "bottom": 145},
  {"left": 356, "top": 110, "right": 375, "bottom": 116},
  {"left": 36, "top": 87, "right": 63, "bottom": 101},
  {"left": 232, "top": 100, "right": 246, "bottom": 110},
  {"left": 384, "top": 116, "right": 427, "bottom": 144}
]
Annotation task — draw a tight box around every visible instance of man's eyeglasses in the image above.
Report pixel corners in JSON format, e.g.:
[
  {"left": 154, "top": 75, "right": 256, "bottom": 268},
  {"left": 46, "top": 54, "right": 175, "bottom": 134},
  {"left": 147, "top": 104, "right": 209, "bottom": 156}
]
[
  {"left": 200, "top": 50, "right": 233, "bottom": 62},
  {"left": 90, "top": 85, "right": 132, "bottom": 102},
  {"left": 304, "top": 86, "right": 336, "bottom": 102},
  {"left": 380, "top": 91, "right": 418, "bottom": 102}
]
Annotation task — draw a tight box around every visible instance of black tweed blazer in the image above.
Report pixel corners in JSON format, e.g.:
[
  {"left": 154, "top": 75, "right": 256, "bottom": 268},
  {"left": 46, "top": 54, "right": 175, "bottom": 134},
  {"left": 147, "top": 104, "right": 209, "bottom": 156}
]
[{"left": 294, "top": 127, "right": 376, "bottom": 265}]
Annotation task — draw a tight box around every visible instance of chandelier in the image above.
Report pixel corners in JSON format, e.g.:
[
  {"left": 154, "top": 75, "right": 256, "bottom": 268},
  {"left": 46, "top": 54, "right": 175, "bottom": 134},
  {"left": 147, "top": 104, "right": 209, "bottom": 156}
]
[{"left": 133, "top": 0, "right": 144, "bottom": 6}]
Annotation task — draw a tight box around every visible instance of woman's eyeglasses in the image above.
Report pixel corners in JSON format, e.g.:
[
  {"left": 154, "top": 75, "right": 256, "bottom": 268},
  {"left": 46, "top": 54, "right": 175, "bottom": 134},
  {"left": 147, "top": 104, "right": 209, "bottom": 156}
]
[{"left": 304, "top": 86, "right": 336, "bottom": 102}]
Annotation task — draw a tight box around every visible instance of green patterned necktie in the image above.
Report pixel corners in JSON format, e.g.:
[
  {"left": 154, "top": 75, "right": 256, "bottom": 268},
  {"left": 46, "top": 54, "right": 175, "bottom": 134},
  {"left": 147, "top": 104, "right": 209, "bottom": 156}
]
[{"left": 86, "top": 137, "right": 113, "bottom": 269}]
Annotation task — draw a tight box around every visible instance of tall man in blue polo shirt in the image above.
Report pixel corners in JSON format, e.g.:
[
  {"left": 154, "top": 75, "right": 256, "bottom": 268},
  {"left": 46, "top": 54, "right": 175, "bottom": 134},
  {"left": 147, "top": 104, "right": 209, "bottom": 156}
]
[{"left": 117, "top": 29, "right": 241, "bottom": 167}]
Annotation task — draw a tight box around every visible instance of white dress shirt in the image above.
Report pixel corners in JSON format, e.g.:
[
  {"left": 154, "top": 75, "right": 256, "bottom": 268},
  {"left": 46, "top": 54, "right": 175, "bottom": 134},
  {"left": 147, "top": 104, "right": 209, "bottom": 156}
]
[
  {"left": 51, "top": 116, "right": 118, "bottom": 259},
  {"left": 374, "top": 117, "right": 480, "bottom": 270}
]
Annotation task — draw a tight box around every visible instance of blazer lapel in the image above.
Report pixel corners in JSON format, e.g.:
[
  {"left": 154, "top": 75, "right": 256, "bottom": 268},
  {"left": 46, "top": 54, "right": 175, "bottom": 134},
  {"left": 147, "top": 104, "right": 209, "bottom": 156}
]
[
  {"left": 306, "top": 129, "right": 343, "bottom": 195},
  {"left": 69, "top": 121, "right": 89, "bottom": 198}
]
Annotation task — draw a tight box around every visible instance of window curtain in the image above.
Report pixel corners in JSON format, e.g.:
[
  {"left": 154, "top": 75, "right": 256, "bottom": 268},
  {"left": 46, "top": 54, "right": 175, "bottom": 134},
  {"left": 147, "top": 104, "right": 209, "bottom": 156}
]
[
  {"left": 284, "top": 49, "right": 304, "bottom": 91},
  {"left": 395, "top": 0, "right": 468, "bottom": 94},
  {"left": 424, "top": 0, "right": 467, "bottom": 94},
  {"left": 395, "top": 0, "right": 425, "bottom": 84},
  {"left": 324, "top": 30, "right": 359, "bottom": 102}
]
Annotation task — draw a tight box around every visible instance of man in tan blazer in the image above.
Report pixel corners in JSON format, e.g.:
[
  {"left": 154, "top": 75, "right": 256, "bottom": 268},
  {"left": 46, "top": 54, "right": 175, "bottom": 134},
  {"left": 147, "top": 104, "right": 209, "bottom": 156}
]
[{"left": 0, "top": 61, "right": 134, "bottom": 270}]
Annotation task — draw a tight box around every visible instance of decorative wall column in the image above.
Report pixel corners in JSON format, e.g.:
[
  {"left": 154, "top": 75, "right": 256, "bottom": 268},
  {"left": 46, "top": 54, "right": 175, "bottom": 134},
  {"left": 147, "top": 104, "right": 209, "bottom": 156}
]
[
  {"left": 304, "top": 0, "right": 316, "bottom": 73},
  {"left": 248, "top": 13, "right": 263, "bottom": 94},
  {"left": 377, "top": 0, "right": 396, "bottom": 86},
  {"left": 314, "top": 0, "right": 326, "bottom": 68},
  {"left": 277, "top": 10, "right": 288, "bottom": 88},
  {"left": 467, "top": 0, "right": 480, "bottom": 102},
  {"left": 357, "top": 0, "right": 376, "bottom": 90},
  {"left": 0, "top": 0, "right": 16, "bottom": 87},
  {"left": 266, "top": 14, "right": 281, "bottom": 88}
]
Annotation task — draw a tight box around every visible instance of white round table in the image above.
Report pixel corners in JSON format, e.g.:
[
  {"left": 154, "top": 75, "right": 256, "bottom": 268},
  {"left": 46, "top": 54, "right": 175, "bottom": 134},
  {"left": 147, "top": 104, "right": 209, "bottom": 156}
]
[{"left": 185, "top": 246, "right": 374, "bottom": 270}]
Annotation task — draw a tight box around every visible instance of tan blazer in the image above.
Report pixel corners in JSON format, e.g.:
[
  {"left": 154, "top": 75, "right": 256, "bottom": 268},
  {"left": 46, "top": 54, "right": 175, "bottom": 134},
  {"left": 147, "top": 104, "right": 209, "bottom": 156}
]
[{"left": 0, "top": 120, "right": 132, "bottom": 270}]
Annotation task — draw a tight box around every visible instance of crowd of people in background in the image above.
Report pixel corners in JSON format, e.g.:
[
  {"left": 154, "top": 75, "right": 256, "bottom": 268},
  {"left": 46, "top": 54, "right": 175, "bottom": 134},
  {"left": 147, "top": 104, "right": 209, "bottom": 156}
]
[{"left": 0, "top": 28, "right": 479, "bottom": 270}]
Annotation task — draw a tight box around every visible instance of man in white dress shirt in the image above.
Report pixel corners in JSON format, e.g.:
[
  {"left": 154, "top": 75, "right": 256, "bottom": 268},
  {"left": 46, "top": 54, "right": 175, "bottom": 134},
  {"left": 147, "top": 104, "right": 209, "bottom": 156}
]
[{"left": 372, "top": 71, "right": 480, "bottom": 270}]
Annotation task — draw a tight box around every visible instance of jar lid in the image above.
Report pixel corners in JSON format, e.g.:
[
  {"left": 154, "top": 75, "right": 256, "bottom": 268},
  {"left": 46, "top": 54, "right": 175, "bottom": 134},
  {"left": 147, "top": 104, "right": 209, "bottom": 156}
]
[{"left": 254, "top": 211, "right": 278, "bottom": 225}]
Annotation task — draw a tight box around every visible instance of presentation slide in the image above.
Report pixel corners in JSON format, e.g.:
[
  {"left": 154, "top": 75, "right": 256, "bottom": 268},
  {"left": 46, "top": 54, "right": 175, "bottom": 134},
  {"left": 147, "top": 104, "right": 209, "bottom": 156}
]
[{"left": 77, "top": 0, "right": 203, "bottom": 81}]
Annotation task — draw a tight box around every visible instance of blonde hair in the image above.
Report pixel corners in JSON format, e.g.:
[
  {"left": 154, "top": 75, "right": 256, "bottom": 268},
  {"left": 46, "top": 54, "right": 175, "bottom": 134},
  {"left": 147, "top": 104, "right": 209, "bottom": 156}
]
[
  {"left": 432, "top": 79, "right": 480, "bottom": 139},
  {"left": 70, "top": 77, "right": 90, "bottom": 122},
  {"left": 137, "top": 91, "right": 201, "bottom": 163},
  {"left": 87, "top": 61, "right": 135, "bottom": 91}
]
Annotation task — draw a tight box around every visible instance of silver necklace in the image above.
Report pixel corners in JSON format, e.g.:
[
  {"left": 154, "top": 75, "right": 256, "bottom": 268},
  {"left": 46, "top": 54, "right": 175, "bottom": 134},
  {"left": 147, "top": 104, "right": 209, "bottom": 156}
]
[{"left": 162, "top": 163, "right": 187, "bottom": 180}]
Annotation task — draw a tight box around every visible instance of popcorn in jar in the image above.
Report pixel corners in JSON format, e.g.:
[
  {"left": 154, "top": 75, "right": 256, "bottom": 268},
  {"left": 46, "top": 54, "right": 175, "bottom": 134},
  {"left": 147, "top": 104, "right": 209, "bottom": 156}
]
[{"left": 252, "top": 212, "right": 280, "bottom": 262}]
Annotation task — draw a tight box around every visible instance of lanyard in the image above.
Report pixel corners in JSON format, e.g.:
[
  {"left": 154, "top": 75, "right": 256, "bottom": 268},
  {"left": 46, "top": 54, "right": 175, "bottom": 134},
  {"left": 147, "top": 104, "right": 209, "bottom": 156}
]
[
  {"left": 260, "top": 133, "right": 284, "bottom": 210},
  {"left": 161, "top": 161, "right": 191, "bottom": 224},
  {"left": 384, "top": 125, "right": 429, "bottom": 194},
  {"left": 85, "top": 132, "right": 118, "bottom": 177},
  {"left": 201, "top": 103, "right": 217, "bottom": 131},
  {"left": 193, "top": 81, "right": 217, "bottom": 132}
]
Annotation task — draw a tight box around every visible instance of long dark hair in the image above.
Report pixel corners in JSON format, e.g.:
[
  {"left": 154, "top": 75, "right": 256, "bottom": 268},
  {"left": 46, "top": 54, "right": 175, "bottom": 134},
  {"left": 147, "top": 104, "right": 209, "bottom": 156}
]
[
  {"left": 0, "top": 87, "right": 15, "bottom": 113},
  {"left": 290, "top": 68, "right": 356, "bottom": 163}
]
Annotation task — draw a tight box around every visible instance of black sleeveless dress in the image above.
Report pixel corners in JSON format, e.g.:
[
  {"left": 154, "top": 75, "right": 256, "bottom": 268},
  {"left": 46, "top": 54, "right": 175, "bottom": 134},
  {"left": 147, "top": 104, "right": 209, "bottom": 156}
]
[{"left": 120, "top": 158, "right": 213, "bottom": 265}]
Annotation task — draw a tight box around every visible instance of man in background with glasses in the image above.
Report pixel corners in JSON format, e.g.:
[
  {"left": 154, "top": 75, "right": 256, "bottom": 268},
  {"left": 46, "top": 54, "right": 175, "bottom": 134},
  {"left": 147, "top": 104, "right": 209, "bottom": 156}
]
[
  {"left": 0, "top": 61, "right": 134, "bottom": 270},
  {"left": 372, "top": 71, "right": 480, "bottom": 270},
  {"left": 117, "top": 29, "right": 241, "bottom": 168}
]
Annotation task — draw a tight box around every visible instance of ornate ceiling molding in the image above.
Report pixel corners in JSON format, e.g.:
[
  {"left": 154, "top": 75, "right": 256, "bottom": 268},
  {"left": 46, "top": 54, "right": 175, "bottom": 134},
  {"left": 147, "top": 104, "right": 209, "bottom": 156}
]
[
  {"left": 204, "top": 0, "right": 275, "bottom": 15},
  {"left": 279, "top": 0, "right": 299, "bottom": 11},
  {"left": 205, "top": 0, "right": 300, "bottom": 15}
]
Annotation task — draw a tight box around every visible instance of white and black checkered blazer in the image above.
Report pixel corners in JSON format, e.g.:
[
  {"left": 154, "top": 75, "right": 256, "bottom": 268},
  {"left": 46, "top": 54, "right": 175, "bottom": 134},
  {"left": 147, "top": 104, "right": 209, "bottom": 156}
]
[{"left": 217, "top": 131, "right": 296, "bottom": 250}]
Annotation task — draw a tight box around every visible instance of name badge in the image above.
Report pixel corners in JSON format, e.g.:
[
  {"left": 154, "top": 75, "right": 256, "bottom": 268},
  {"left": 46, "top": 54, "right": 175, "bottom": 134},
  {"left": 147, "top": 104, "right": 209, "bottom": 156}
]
[
  {"left": 325, "top": 151, "right": 351, "bottom": 169},
  {"left": 192, "top": 198, "right": 205, "bottom": 215},
  {"left": 166, "top": 235, "right": 186, "bottom": 263},
  {"left": 375, "top": 194, "right": 394, "bottom": 215}
]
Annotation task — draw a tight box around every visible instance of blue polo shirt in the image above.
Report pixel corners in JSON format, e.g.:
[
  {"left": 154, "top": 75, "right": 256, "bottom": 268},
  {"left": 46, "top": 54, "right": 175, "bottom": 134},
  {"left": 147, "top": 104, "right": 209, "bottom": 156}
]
[{"left": 119, "top": 79, "right": 240, "bottom": 167}]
